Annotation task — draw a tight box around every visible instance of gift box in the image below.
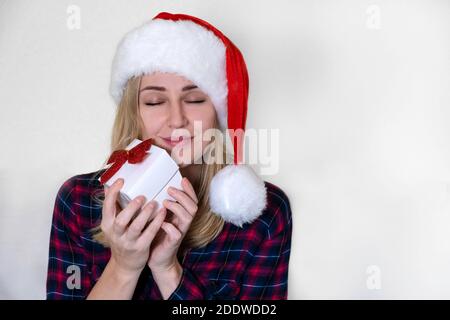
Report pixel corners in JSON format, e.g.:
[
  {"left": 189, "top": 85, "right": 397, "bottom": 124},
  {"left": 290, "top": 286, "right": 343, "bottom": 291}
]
[{"left": 98, "top": 138, "right": 183, "bottom": 211}]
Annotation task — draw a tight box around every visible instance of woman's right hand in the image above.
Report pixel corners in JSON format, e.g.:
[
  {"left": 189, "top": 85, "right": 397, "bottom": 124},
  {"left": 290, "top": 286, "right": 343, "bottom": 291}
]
[{"left": 101, "top": 178, "right": 166, "bottom": 278}]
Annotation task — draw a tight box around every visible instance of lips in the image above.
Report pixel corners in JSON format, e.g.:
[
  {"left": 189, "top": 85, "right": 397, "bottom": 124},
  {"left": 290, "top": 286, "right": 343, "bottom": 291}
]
[
  {"left": 160, "top": 136, "right": 192, "bottom": 147},
  {"left": 163, "top": 136, "right": 184, "bottom": 142}
]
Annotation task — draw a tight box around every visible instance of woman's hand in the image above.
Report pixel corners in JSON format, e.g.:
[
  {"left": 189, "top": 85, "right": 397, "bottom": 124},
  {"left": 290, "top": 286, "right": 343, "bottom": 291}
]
[
  {"left": 102, "top": 178, "right": 167, "bottom": 278},
  {"left": 147, "top": 177, "right": 199, "bottom": 274}
]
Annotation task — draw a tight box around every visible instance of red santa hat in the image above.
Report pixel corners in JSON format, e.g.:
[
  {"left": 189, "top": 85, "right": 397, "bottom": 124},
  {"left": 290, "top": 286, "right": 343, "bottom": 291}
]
[{"left": 109, "top": 12, "right": 267, "bottom": 227}]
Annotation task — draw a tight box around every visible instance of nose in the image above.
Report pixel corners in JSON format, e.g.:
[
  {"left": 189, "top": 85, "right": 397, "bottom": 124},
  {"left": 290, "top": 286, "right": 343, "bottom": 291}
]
[{"left": 167, "top": 100, "right": 188, "bottom": 129}]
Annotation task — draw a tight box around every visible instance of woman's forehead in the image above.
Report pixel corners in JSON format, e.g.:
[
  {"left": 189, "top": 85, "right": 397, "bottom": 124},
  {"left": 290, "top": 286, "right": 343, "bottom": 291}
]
[{"left": 140, "top": 72, "right": 195, "bottom": 88}]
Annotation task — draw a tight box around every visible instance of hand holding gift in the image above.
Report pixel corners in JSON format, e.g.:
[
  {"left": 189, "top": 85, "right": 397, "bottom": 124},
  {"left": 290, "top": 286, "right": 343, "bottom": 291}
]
[
  {"left": 98, "top": 138, "right": 199, "bottom": 295},
  {"left": 99, "top": 178, "right": 166, "bottom": 276}
]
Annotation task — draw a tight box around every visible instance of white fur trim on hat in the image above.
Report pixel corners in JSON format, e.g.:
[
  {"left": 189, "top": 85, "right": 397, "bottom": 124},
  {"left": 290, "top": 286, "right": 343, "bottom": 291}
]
[
  {"left": 110, "top": 18, "right": 228, "bottom": 130},
  {"left": 209, "top": 164, "right": 267, "bottom": 227}
]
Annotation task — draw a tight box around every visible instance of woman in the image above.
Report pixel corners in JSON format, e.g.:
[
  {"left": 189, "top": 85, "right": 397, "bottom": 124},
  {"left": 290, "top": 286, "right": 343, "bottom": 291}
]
[{"left": 46, "top": 12, "right": 292, "bottom": 300}]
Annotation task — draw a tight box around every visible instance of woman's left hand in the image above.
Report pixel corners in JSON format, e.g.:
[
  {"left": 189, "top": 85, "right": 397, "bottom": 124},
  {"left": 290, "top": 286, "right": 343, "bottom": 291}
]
[{"left": 147, "top": 177, "right": 199, "bottom": 274}]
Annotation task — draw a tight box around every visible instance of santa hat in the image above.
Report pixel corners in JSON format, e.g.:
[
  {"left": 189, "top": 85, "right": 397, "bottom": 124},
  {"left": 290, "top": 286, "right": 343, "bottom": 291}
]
[{"left": 109, "top": 12, "right": 267, "bottom": 227}]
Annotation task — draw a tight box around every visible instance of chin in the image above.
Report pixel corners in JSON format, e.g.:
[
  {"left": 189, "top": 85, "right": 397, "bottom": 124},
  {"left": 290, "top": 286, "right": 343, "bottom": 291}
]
[{"left": 178, "top": 162, "right": 190, "bottom": 169}]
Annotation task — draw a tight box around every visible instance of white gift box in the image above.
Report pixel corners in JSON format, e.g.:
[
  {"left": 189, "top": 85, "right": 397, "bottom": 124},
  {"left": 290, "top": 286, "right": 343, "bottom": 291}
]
[{"left": 98, "top": 138, "right": 183, "bottom": 211}]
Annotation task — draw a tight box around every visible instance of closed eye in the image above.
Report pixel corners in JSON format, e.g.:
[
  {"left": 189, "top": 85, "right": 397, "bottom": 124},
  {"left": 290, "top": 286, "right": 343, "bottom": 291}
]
[
  {"left": 144, "top": 100, "right": 206, "bottom": 106},
  {"left": 186, "top": 100, "right": 205, "bottom": 104}
]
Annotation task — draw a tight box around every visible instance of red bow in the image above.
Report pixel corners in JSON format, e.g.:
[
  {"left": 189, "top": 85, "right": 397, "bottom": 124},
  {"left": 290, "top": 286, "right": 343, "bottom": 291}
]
[{"left": 99, "top": 138, "right": 154, "bottom": 185}]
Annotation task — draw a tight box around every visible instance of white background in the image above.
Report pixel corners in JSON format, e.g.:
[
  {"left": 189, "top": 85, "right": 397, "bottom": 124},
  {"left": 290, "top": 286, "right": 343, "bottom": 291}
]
[{"left": 0, "top": 0, "right": 449, "bottom": 299}]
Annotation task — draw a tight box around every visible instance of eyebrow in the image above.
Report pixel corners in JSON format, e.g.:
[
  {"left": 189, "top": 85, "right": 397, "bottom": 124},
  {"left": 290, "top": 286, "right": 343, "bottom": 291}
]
[{"left": 139, "top": 84, "right": 198, "bottom": 93}]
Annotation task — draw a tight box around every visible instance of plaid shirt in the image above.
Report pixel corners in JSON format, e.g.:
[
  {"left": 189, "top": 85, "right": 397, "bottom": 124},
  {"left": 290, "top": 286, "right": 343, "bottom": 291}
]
[{"left": 46, "top": 169, "right": 292, "bottom": 300}]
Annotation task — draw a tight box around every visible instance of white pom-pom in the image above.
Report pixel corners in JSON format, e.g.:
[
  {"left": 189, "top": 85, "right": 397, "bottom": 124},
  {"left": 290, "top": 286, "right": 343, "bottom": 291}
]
[{"left": 209, "top": 164, "right": 267, "bottom": 227}]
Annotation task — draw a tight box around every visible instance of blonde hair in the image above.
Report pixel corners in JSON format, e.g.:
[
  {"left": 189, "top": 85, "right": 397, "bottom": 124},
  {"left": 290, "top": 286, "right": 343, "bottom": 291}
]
[{"left": 89, "top": 75, "right": 228, "bottom": 256}]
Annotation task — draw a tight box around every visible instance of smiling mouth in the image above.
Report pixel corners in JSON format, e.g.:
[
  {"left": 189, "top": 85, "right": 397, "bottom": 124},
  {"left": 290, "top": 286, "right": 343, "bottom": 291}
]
[{"left": 160, "top": 136, "right": 192, "bottom": 147}]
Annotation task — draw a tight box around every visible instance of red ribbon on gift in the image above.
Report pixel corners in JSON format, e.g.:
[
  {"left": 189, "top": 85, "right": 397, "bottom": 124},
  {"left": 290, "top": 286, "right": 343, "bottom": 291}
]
[{"left": 99, "top": 138, "right": 154, "bottom": 185}]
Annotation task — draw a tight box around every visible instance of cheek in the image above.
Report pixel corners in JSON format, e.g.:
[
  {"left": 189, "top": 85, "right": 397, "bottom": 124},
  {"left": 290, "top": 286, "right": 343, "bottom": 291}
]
[
  {"left": 189, "top": 103, "right": 217, "bottom": 149},
  {"left": 139, "top": 106, "right": 165, "bottom": 137},
  {"left": 188, "top": 103, "right": 216, "bottom": 128}
]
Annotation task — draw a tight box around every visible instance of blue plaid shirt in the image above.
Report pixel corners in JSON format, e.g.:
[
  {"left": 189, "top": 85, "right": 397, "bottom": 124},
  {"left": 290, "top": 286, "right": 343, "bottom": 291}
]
[{"left": 46, "top": 169, "right": 292, "bottom": 299}]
